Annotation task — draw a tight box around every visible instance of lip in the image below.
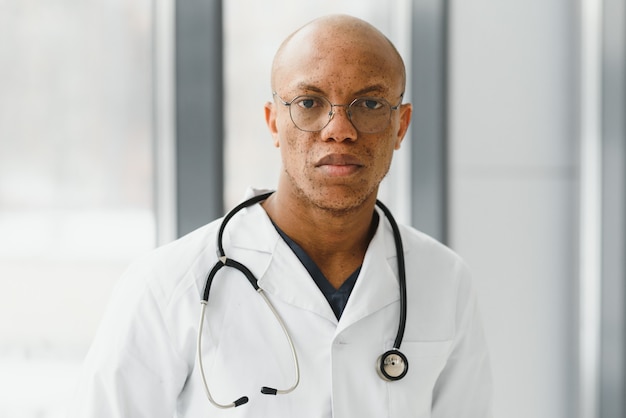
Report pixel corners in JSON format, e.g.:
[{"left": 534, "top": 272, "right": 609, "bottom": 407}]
[
  {"left": 314, "top": 153, "right": 364, "bottom": 176},
  {"left": 315, "top": 153, "right": 364, "bottom": 167}
]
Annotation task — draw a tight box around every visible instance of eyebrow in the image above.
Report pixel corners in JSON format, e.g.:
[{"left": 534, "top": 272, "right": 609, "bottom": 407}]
[
  {"left": 353, "top": 84, "right": 390, "bottom": 97},
  {"left": 294, "top": 83, "right": 325, "bottom": 95},
  {"left": 293, "top": 83, "right": 390, "bottom": 98}
]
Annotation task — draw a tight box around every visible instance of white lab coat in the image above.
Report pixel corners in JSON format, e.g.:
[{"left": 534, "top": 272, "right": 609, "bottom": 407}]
[{"left": 69, "top": 195, "right": 492, "bottom": 418}]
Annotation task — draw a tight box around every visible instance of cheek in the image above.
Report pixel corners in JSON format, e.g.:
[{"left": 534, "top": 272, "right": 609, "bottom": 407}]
[
  {"left": 369, "top": 137, "right": 396, "bottom": 158},
  {"left": 278, "top": 130, "right": 311, "bottom": 165},
  {"left": 369, "top": 141, "right": 397, "bottom": 175}
]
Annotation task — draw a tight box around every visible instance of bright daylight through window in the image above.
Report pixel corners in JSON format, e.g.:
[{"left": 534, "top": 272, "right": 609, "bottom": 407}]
[{"left": 0, "top": 1, "right": 155, "bottom": 416}]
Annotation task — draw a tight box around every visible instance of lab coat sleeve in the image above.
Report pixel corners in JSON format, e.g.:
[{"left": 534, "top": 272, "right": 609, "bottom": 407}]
[
  {"left": 431, "top": 261, "right": 493, "bottom": 417},
  {"left": 68, "top": 259, "right": 191, "bottom": 418}
]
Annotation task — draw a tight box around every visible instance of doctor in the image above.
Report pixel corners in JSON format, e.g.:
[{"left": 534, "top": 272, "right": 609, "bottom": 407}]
[{"left": 69, "top": 14, "right": 492, "bottom": 417}]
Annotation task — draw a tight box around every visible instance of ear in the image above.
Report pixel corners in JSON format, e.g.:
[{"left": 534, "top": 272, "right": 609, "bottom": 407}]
[
  {"left": 394, "top": 103, "right": 412, "bottom": 150},
  {"left": 264, "top": 101, "right": 280, "bottom": 148}
]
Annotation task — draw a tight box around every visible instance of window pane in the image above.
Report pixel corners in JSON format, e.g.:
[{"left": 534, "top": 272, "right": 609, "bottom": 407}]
[{"left": 0, "top": 1, "right": 155, "bottom": 415}]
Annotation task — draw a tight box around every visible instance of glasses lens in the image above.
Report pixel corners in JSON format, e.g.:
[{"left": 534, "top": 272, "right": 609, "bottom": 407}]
[
  {"left": 289, "top": 96, "right": 331, "bottom": 132},
  {"left": 286, "top": 95, "right": 394, "bottom": 133},
  {"left": 349, "top": 98, "right": 391, "bottom": 134}
]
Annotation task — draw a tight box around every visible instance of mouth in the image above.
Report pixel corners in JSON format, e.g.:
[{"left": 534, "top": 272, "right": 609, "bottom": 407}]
[{"left": 314, "top": 153, "right": 364, "bottom": 176}]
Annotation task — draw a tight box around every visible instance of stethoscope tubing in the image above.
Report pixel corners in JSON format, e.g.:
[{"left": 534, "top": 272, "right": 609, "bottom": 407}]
[
  {"left": 372, "top": 199, "right": 407, "bottom": 351},
  {"left": 197, "top": 288, "right": 300, "bottom": 408},
  {"left": 257, "top": 289, "right": 300, "bottom": 395},
  {"left": 197, "top": 192, "right": 408, "bottom": 408},
  {"left": 197, "top": 302, "right": 249, "bottom": 408}
]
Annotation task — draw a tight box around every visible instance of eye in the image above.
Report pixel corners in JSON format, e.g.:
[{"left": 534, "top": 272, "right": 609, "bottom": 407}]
[
  {"left": 355, "top": 98, "right": 385, "bottom": 110},
  {"left": 294, "top": 96, "right": 323, "bottom": 109}
]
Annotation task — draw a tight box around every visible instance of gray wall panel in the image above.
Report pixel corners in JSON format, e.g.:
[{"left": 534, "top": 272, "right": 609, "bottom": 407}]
[
  {"left": 175, "top": 0, "right": 224, "bottom": 237},
  {"left": 600, "top": 0, "right": 626, "bottom": 416},
  {"left": 410, "top": 0, "right": 448, "bottom": 243}
]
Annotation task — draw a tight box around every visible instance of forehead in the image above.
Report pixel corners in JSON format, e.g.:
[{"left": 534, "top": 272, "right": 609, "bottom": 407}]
[{"left": 272, "top": 22, "right": 404, "bottom": 97}]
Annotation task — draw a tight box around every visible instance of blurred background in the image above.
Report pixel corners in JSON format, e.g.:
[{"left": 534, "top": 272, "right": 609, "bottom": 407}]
[{"left": 0, "top": 0, "right": 624, "bottom": 417}]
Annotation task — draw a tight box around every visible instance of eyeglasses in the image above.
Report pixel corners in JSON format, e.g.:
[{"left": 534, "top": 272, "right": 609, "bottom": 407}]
[{"left": 273, "top": 92, "right": 403, "bottom": 134}]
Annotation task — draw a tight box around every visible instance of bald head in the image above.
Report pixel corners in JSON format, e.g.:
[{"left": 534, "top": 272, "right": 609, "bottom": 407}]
[{"left": 270, "top": 15, "right": 406, "bottom": 95}]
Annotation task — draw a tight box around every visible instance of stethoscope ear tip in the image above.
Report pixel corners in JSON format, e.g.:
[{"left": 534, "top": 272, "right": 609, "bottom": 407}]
[
  {"left": 234, "top": 396, "right": 249, "bottom": 407},
  {"left": 261, "top": 386, "right": 278, "bottom": 395}
]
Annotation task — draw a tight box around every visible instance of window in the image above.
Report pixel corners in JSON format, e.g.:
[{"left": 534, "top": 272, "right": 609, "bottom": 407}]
[{"left": 0, "top": 1, "right": 155, "bottom": 415}]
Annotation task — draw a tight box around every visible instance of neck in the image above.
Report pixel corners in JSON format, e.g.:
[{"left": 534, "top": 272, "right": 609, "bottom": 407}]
[{"left": 262, "top": 190, "right": 378, "bottom": 288}]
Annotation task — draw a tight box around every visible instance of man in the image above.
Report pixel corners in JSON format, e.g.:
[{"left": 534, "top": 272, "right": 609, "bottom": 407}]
[{"left": 69, "top": 14, "right": 492, "bottom": 417}]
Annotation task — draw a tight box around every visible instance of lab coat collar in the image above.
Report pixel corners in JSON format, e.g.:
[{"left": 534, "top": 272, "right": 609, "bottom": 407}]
[
  {"left": 227, "top": 201, "right": 338, "bottom": 322},
  {"left": 225, "top": 196, "right": 402, "bottom": 328},
  {"left": 335, "top": 210, "right": 400, "bottom": 334}
]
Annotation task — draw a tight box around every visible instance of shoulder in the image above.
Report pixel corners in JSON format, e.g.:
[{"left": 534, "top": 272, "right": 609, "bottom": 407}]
[
  {"left": 397, "top": 224, "right": 478, "bottom": 338},
  {"left": 115, "top": 201, "right": 272, "bottom": 307},
  {"left": 398, "top": 224, "right": 468, "bottom": 273},
  {"left": 398, "top": 225, "right": 474, "bottom": 303},
  {"left": 111, "top": 218, "right": 223, "bottom": 310}
]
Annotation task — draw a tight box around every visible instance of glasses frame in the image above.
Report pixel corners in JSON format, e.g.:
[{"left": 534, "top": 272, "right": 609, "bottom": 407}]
[{"left": 273, "top": 92, "right": 404, "bottom": 133}]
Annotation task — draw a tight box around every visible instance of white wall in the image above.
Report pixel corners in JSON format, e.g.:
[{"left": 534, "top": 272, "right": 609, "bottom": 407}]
[{"left": 448, "top": 1, "right": 578, "bottom": 417}]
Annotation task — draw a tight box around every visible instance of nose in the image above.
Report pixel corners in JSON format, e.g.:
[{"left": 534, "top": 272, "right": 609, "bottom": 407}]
[{"left": 324, "top": 105, "right": 357, "bottom": 142}]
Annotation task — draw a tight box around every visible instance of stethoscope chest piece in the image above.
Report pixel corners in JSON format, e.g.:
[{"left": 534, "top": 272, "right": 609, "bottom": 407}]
[{"left": 377, "top": 349, "right": 409, "bottom": 381}]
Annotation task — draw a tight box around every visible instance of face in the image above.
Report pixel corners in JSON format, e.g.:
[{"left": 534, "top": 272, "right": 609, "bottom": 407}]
[{"left": 265, "top": 22, "right": 412, "bottom": 214}]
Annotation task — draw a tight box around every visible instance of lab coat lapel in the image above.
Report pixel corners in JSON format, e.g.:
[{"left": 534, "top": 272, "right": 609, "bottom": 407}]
[
  {"left": 227, "top": 203, "right": 338, "bottom": 323},
  {"left": 335, "top": 212, "right": 400, "bottom": 334},
  {"left": 260, "top": 240, "right": 339, "bottom": 322}
]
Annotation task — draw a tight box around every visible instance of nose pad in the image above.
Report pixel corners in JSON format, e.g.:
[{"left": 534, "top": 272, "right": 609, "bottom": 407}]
[
  {"left": 324, "top": 106, "right": 357, "bottom": 140},
  {"left": 327, "top": 105, "right": 354, "bottom": 126}
]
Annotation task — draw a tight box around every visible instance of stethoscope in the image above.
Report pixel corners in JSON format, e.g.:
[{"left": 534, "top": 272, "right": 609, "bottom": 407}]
[{"left": 197, "top": 191, "right": 408, "bottom": 409}]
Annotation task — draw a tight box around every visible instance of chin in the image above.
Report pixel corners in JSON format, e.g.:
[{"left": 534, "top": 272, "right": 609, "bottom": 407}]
[
  {"left": 284, "top": 171, "right": 380, "bottom": 214},
  {"left": 307, "top": 187, "right": 376, "bottom": 215}
]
